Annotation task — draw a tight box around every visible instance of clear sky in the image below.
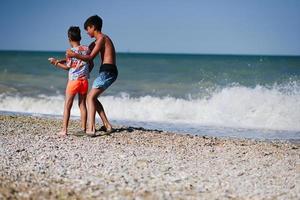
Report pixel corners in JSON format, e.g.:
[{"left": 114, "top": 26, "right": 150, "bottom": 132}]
[{"left": 0, "top": 0, "right": 300, "bottom": 55}]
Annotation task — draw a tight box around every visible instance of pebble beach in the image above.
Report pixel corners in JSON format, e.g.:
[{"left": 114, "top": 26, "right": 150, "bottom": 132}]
[{"left": 0, "top": 114, "right": 299, "bottom": 199}]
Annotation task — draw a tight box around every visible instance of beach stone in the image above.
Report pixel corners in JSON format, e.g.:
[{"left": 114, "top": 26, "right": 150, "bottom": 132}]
[{"left": 135, "top": 159, "right": 149, "bottom": 169}]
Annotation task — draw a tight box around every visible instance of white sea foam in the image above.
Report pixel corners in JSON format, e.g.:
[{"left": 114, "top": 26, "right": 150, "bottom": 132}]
[{"left": 1, "top": 85, "right": 300, "bottom": 131}]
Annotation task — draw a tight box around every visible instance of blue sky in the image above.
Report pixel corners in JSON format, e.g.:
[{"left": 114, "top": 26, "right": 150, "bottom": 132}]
[{"left": 0, "top": 0, "right": 299, "bottom": 55}]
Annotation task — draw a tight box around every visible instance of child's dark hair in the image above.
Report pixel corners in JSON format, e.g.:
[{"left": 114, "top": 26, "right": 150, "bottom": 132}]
[
  {"left": 84, "top": 15, "right": 102, "bottom": 31},
  {"left": 68, "top": 26, "right": 81, "bottom": 41}
]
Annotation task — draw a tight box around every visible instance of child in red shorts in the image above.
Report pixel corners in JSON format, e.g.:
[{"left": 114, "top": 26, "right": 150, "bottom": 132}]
[{"left": 49, "top": 26, "right": 93, "bottom": 136}]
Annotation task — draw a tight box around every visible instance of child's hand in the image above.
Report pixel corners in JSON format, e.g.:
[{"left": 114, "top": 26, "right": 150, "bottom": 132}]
[
  {"left": 48, "top": 58, "right": 58, "bottom": 66},
  {"left": 66, "top": 49, "right": 74, "bottom": 58}
]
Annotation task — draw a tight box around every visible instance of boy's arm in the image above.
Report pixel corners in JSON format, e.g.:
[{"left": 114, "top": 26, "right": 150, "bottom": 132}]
[
  {"left": 66, "top": 38, "right": 103, "bottom": 61},
  {"left": 89, "top": 60, "right": 94, "bottom": 72}
]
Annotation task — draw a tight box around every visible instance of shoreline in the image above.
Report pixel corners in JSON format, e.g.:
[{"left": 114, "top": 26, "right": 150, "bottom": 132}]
[
  {"left": 0, "top": 110, "right": 299, "bottom": 143},
  {"left": 0, "top": 114, "right": 299, "bottom": 199}
]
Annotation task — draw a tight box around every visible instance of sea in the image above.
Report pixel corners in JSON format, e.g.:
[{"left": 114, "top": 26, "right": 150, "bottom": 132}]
[{"left": 0, "top": 51, "right": 300, "bottom": 141}]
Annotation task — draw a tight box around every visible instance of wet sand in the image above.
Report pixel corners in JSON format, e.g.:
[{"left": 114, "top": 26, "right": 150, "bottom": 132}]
[{"left": 0, "top": 115, "right": 299, "bottom": 199}]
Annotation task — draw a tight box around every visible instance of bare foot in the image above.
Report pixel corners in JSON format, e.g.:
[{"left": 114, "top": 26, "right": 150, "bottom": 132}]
[
  {"left": 85, "top": 130, "right": 96, "bottom": 136},
  {"left": 57, "top": 130, "right": 67, "bottom": 136},
  {"left": 106, "top": 127, "right": 112, "bottom": 132},
  {"left": 107, "top": 128, "right": 114, "bottom": 133},
  {"left": 104, "top": 123, "right": 113, "bottom": 132}
]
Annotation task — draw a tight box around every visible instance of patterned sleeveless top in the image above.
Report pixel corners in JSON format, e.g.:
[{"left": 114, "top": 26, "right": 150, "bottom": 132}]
[{"left": 66, "top": 45, "right": 90, "bottom": 80}]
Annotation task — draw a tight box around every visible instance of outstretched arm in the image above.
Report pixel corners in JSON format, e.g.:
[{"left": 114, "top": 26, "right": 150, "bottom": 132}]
[
  {"left": 57, "top": 59, "right": 67, "bottom": 64},
  {"left": 49, "top": 58, "right": 69, "bottom": 70},
  {"left": 56, "top": 62, "right": 70, "bottom": 70},
  {"left": 66, "top": 38, "right": 104, "bottom": 61}
]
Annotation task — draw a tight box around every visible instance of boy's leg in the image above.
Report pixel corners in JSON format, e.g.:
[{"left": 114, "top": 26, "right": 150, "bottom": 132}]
[
  {"left": 86, "top": 88, "right": 112, "bottom": 133},
  {"left": 58, "top": 93, "right": 76, "bottom": 136},
  {"left": 78, "top": 93, "right": 87, "bottom": 131},
  {"left": 95, "top": 98, "right": 113, "bottom": 131}
]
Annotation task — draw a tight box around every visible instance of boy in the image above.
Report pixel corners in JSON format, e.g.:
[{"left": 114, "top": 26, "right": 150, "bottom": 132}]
[
  {"left": 66, "top": 15, "right": 118, "bottom": 135},
  {"left": 49, "top": 26, "right": 93, "bottom": 136}
]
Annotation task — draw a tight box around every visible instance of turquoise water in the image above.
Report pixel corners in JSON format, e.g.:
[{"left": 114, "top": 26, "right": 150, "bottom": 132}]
[
  {"left": 1, "top": 51, "right": 300, "bottom": 97},
  {"left": 1, "top": 51, "right": 300, "bottom": 140}
]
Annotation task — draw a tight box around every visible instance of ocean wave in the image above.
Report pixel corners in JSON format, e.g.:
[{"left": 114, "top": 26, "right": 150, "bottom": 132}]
[{"left": 1, "top": 84, "right": 300, "bottom": 131}]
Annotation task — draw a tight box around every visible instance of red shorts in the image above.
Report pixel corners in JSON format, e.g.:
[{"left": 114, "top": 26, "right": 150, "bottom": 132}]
[{"left": 66, "top": 79, "right": 88, "bottom": 95}]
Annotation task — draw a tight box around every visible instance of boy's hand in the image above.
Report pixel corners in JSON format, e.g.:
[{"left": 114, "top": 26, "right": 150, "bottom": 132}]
[
  {"left": 66, "top": 49, "right": 74, "bottom": 58},
  {"left": 74, "top": 61, "right": 85, "bottom": 70}
]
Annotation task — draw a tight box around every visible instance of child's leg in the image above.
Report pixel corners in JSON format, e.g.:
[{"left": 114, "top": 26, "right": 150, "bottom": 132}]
[
  {"left": 78, "top": 93, "right": 87, "bottom": 131},
  {"left": 58, "top": 93, "right": 76, "bottom": 136},
  {"left": 94, "top": 98, "right": 112, "bottom": 131},
  {"left": 86, "top": 88, "right": 112, "bottom": 133}
]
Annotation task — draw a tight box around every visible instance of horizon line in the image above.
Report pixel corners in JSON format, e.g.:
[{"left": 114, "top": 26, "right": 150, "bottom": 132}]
[{"left": 0, "top": 49, "right": 299, "bottom": 57}]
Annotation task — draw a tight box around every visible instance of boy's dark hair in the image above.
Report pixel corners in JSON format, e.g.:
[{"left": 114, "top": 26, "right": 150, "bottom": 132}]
[
  {"left": 84, "top": 15, "right": 102, "bottom": 31},
  {"left": 68, "top": 26, "right": 81, "bottom": 41}
]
